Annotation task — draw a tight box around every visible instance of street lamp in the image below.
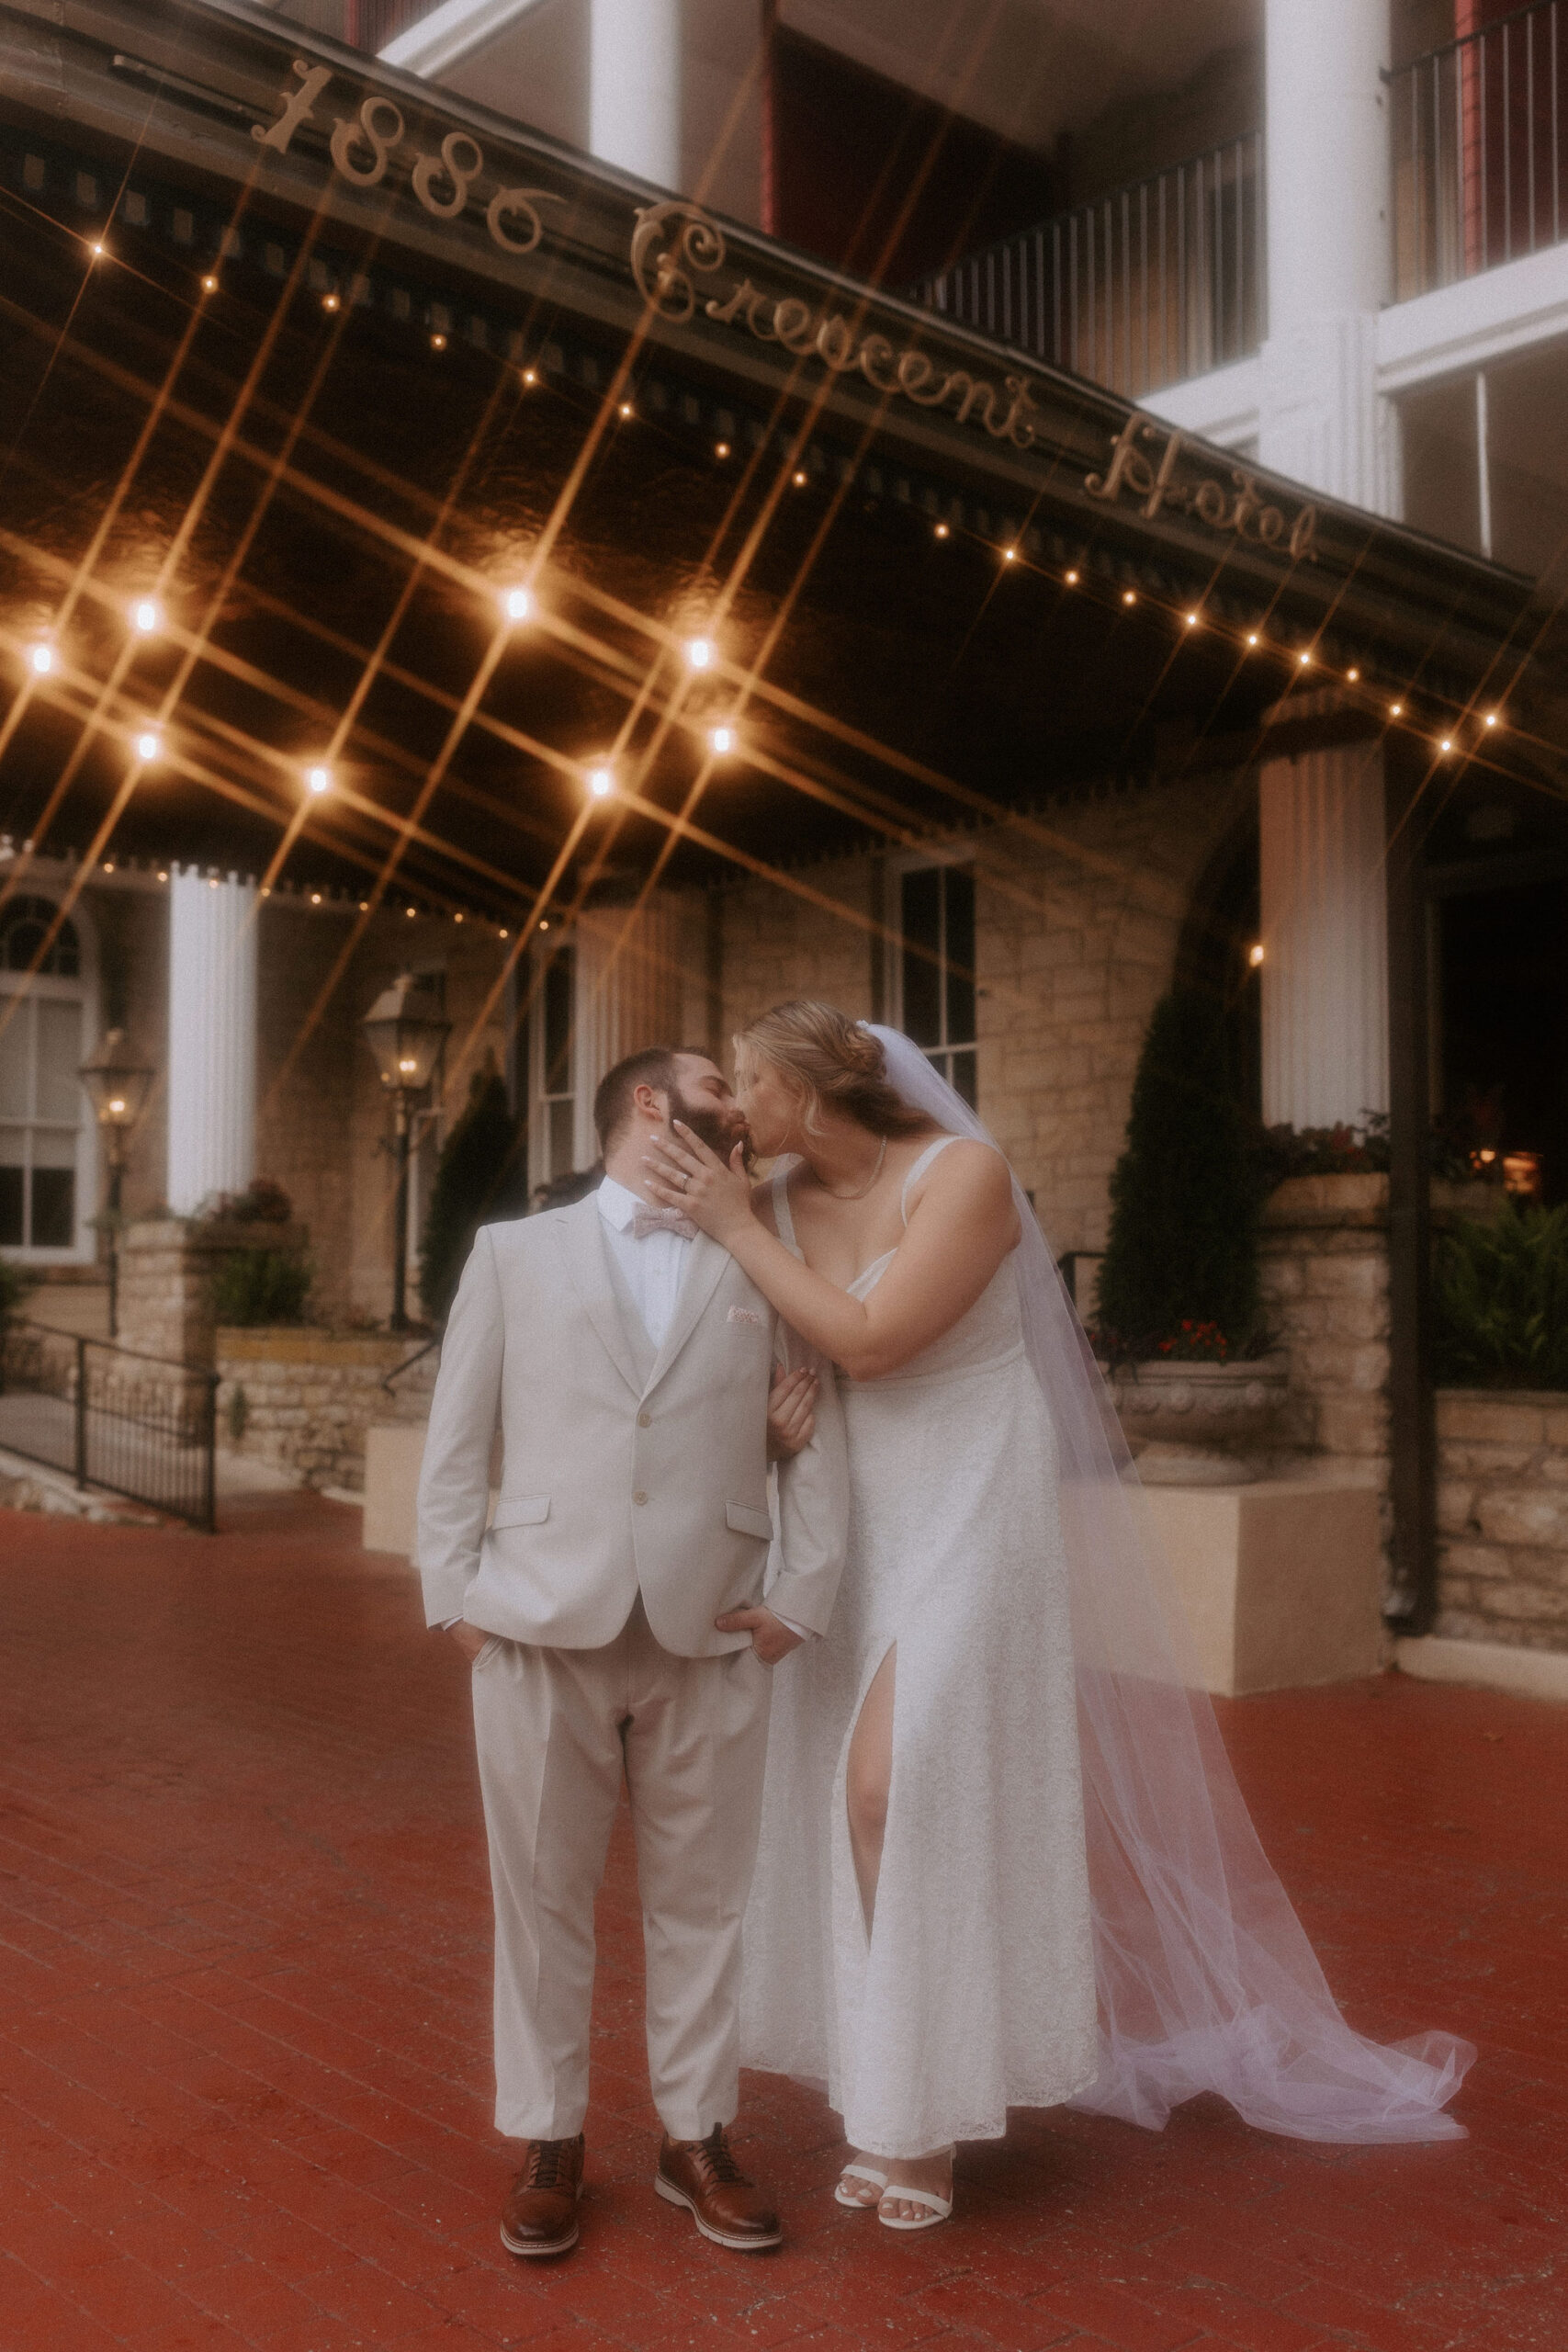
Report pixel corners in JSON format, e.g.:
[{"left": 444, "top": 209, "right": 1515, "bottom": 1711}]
[
  {"left": 78, "top": 1029, "right": 154, "bottom": 1339},
  {"left": 361, "top": 974, "right": 450, "bottom": 1332}
]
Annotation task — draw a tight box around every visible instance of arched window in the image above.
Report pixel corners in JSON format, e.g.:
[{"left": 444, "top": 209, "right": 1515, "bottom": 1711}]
[{"left": 0, "top": 895, "right": 91, "bottom": 1254}]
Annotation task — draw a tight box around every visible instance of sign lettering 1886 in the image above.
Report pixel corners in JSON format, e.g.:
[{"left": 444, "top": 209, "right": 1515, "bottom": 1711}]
[{"left": 255, "top": 65, "right": 1318, "bottom": 562}]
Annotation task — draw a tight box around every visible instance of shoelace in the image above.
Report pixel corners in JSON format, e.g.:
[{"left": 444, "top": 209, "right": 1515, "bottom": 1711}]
[
  {"left": 525, "top": 2138, "right": 576, "bottom": 2191},
  {"left": 688, "top": 2127, "right": 747, "bottom": 2186}
]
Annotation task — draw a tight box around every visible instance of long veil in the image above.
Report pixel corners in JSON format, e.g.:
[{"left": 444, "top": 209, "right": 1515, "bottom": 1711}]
[{"left": 867, "top": 1023, "right": 1472, "bottom": 2143}]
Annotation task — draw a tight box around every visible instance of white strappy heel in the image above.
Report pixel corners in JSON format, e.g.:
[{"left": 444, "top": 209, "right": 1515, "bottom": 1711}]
[
  {"left": 877, "top": 2151, "right": 954, "bottom": 2232},
  {"left": 834, "top": 2160, "right": 888, "bottom": 2208}
]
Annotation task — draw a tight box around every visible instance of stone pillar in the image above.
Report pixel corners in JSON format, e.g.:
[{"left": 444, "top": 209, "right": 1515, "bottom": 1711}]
[
  {"left": 589, "top": 0, "right": 681, "bottom": 187},
  {"left": 1258, "top": 741, "right": 1389, "bottom": 1129},
  {"left": 1258, "top": 0, "right": 1392, "bottom": 509},
  {"left": 166, "top": 869, "right": 257, "bottom": 1216}
]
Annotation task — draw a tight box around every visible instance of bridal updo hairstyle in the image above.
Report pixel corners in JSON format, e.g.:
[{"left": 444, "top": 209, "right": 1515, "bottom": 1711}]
[{"left": 735, "top": 1001, "right": 929, "bottom": 1138}]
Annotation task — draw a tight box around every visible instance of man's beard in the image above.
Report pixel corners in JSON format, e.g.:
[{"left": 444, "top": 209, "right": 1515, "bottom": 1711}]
[{"left": 670, "top": 1086, "right": 753, "bottom": 1171}]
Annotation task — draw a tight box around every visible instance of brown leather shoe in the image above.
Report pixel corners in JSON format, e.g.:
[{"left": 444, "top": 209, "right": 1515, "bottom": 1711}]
[
  {"left": 500, "top": 2134, "right": 584, "bottom": 2257},
  {"left": 655, "top": 2124, "right": 783, "bottom": 2250}
]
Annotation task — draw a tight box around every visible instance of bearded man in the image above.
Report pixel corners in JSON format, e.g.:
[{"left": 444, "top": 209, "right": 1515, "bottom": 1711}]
[{"left": 416, "top": 1046, "right": 846, "bottom": 2258}]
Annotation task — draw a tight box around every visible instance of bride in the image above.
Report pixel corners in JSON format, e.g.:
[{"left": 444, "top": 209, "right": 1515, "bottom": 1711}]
[{"left": 644, "top": 1001, "right": 1472, "bottom": 2233}]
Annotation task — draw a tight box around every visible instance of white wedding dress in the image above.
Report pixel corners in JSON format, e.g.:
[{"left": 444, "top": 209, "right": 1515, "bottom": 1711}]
[{"left": 741, "top": 1138, "right": 1099, "bottom": 2157}]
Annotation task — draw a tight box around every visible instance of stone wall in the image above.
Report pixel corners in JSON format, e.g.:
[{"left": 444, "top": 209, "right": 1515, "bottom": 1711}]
[
  {"left": 1435, "top": 1390, "right": 1568, "bottom": 1652},
  {"left": 718, "top": 772, "right": 1253, "bottom": 1256},
  {"left": 216, "top": 1329, "right": 436, "bottom": 1491},
  {"left": 117, "top": 1219, "right": 310, "bottom": 1367},
  {"left": 1258, "top": 1175, "right": 1391, "bottom": 1472}
]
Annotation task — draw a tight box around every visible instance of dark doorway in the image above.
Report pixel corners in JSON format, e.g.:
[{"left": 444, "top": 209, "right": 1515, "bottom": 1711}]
[{"left": 1438, "top": 879, "right": 1568, "bottom": 1204}]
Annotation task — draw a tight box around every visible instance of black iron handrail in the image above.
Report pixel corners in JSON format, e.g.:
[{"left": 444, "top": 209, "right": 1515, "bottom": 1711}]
[{"left": 0, "top": 1318, "right": 218, "bottom": 1530}]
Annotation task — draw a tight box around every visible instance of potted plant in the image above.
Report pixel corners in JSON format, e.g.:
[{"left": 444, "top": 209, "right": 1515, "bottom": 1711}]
[{"left": 1095, "top": 989, "right": 1286, "bottom": 1483}]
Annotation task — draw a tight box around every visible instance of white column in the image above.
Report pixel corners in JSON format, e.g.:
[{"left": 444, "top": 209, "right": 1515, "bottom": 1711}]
[
  {"left": 590, "top": 0, "right": 681, "bottom": 187},
  {"left": 1258, "top": 0, "right": 1392, "bottom": 509},
  {"left": 1258, "top": 744, "right": 1389, "bottom": 1129},
  {"left": 166, "top": 869, "right": 257, "bottom": 1214}
]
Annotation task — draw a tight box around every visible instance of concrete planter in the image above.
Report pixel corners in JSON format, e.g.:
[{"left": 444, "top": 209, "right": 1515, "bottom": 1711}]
[{"left": 1112, "top": 1354, "right": 1291, "bottom": 1485}]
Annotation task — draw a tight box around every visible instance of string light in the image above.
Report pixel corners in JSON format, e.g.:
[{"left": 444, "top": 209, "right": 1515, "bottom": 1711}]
[
  {"left": 135, "top": 730, "right": 161, "bottom": 762},
  {"left": 1185, "top": 611, "right": 1201, "bottom": 628},
  {"left": 538, "top": 920, "right": 549, "bottom": 932},
  {"left": 1248, "top": 943, "right": 1266, "bottom": 967},
  {"left": 709, "top": 725, "right": 735, "bottom": 755},
  {"left": 502, "top": 587, "right": 532, "bottom": 622},
  {"left": 306, "top": 764, "right": 332, "bottom": 795},
  {"left": 1438, "top": 736, "right": 1453, "bottom": 753},
  {"left": 715, "top": 441, "right": 730, "bottom": 458},
  {"left": 1122, "top": 589, "right": 1137, "bottom": 605},
  {"left": 934, "top": 523, "right": 950, "bottom": 539},
  {"left": 430, "top": 332, "right": 446, "bottom": 350},
  {"left": 499, "top": 926, "right": 509, "bottom": 938},
  {"left": 587, "top": 766, "right": 614, "bottom": 798},
  {"left": 358, "top": 900, "right": 369, "bottom": 911},
  {"left": 30, "top": 644, "right": 53, "bottom": 674},
  {"left": 405, "top": 906, "right": 417, "bottom": 918},
  {"left": 1484, "top": 711, "right": 1500, "bottom": 728},
  {"left": 454, "top": 911, "right": 464, "bottom": 923},
  {"left": 89, "top": 241, "right": 105, "bottom": 259},
  {"left": 1002, "top": 547, "right": 1017, "bottom": 563},
  {"left": 1347, "top": 666, "right": 1360, "bottom": 682},
  {"left": 1389, "top": 701, "right": 1404, "bottom": 718},
  {"left": 322, "top": 293, "right": 339, "bottom": 312},
  {"left": 792, "top": 470, "right": 807, "bottom": 487},
  {"left": 1064, "top": 569, "right": 1078, "bottom": 585},
  {"left": 684, "top": 638, "right": 712, "bottom": 670},
  {"left": 130, "top": 598, "right": 161, "bottom": 635},
  {"left": 157, "top": 870, "right": 168, "bottom": 883},
  {"left": 618, "top": 401, "right": 634, "bottom": 418},
  {"left": 1246, "top": 632, "right": 1259, "bottom": 647},
  {"left": 310, "top": 891, "right": 322, "bottom": 904},
  {"left": 201, "top": 274, "right": 218, "bottom": 294},
  {"left": 1297, "top": 650, "right": 1312, "bottom": 668},
  {"left": 521, "top": 368, "right": 537, "bottom": 385}
]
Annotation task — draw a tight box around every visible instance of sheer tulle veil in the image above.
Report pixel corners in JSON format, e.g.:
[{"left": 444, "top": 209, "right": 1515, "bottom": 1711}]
[{"left": 865, "top": 1023, "right": 1472, "bottom": 2143}]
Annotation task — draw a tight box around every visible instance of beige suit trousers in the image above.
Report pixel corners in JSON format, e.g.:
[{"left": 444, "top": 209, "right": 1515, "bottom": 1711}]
[{"left": 470, "top": 1596, "right": 773, "bottom": 2143}]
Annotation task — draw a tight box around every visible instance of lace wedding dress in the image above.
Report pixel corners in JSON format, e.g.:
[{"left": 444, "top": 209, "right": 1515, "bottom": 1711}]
[{"left": 741, "top": 1138, "right": 1099, "bottom": 2157}]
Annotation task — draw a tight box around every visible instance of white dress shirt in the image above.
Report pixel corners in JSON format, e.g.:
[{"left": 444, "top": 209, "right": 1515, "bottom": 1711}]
[{"left": 596, "top": 1173, "right": 692, "bottom": 1351}]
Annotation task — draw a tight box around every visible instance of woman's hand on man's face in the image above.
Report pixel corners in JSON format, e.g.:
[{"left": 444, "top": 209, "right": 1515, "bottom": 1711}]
[{"left": 643, "top": 1120, "right": 755, "bottom": 1244}]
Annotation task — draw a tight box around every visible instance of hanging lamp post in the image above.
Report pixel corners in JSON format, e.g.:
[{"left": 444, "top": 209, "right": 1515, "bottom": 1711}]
[
  {"left": 361, "top": 975, "right": 450, "bottom": 1332},
  {"left": 77, "top": 1029, "right": 154, "bottom": 1339}
]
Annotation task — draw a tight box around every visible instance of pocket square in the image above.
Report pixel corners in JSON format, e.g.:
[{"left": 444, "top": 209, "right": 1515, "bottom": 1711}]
[{"left": 728, "top": 1305, "right": 763, "bottom": 1328}]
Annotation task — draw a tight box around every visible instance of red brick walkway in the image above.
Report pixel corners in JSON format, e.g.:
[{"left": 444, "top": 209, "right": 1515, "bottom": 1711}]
[{"left": 3, "top": 1495, "right": 1564, "bottom": 2352}]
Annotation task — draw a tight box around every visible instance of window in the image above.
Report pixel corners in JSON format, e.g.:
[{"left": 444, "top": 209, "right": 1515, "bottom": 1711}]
[
  {"left": 0, "top": 898, "right": 89, "bottom": 1254},
  {"left": 889, "top": 858, "right": 978, "bottom": 1107},
  {"left": 527, "top": 939, "right": 582, "bottom": 1189}
]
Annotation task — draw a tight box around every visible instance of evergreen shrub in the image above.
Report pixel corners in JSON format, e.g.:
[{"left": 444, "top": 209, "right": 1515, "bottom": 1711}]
[
  {"left": 419, "top": 1071, "right": 528, "bottom": 1323},
  {"left": 212, "top": 1249, "right": 312, "bottom": 1327},
  {"left": 1095, "top": 988, "right": 1263, "bottom": 1362},
  {"left": 1434, "top": 1204, "right": 1568, "bottom": 1390}
]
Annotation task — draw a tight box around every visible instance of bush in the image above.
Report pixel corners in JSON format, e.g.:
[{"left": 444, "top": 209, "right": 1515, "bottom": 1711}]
[
  {"left": 419, "top": 1071, "right": 529, "bottom": 1323},
  {"left": 1095, "top": 989, "right": 1262, "bottom": 1363},
  {"left": 212, "top": 1248, "right": 312, "bottom": 1327},
  {"left": 0, "top": 1257, "right": 31, "bottom": 1328},
  {"left": 1434, "top": 1204, "right": 1568, "bottom": 1390}
]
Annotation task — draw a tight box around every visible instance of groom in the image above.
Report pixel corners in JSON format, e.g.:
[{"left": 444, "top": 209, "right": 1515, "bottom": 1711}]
[{"left": 417, "top": 1046, "right": 847, "bottom": 2258}]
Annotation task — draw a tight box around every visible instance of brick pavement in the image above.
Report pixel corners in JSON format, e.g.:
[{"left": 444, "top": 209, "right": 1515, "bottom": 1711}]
[{"left": 2, "top": 1492, "right": 1564, "bottom": 2352}]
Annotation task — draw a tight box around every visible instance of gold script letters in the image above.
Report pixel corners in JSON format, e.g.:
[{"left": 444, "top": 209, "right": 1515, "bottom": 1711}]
[
  {"left": 1087, "top": 413, "right": 1319, "bottom": 561},
  {"left": 631, "top": 202, "right": 1043, "bottom": 451}
]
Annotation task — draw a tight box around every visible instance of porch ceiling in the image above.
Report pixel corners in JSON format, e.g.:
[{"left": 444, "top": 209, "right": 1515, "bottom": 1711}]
[{"left": 0, "top": 0, "right": 1561, "bottom": 928}]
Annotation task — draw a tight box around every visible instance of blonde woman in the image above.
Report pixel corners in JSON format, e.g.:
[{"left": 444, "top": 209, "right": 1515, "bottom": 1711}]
[
  {"left": 646, "top": 1003, "right": 1472, "bottom": 2234},
  {"left": 645, "top": 1002, "right": 1097, "bottom": 2228}
]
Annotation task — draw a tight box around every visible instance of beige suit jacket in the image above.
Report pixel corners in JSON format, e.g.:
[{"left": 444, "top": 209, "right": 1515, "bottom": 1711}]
[{"left": 414, "top": 1194, "right": 848, "bottom": 1657}]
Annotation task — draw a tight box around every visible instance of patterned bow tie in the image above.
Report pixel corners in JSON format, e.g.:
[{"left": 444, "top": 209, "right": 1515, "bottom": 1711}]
[{"left": 630, "top": 1204, "right": 698, "bottom": 1241}]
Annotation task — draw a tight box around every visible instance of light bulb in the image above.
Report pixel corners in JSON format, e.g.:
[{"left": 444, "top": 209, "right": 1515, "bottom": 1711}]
[
  {"left": 1186, "top": 612, "right": 1200, "bottom": 628},
  {"left": 431, "top": 332, "right": 446, "bottom": 350},
  {"left": 1247, "top": 632, "right": 1259, "bottom": 647},
  {"left": 934, "top": 523, "right": 950, "bottom": 539},
  {"left": 715, "top": 441, "right": 730, "bottom": 458},
  {"left": 1438, "top": 737, "right": 1452, "bottom": 752},
  {"left": 136, "top": 730, "right": 160, "bottom": 762},
  {"left": 588, "top": 767, "right": 613, "bottom": 798},
  {"left": 1003, "top": 547, "right": 1017, "bottom": 562},
  {"left": 322, "top": 292, "right": 339, "bottom": 311},
  {"left": 503, "top": 587, "right": 532, "bottom": 622},
  {"left": 107, "top": 1097, "right": 126, "bottom": 1116},
  {"left": 1122, "top": 589, "right": 1136, "bottom": 605},
  {"left": 306, "top": 765, "right": 331, "bottom": 795},
  {"left": 1064, "top": 569, "right": 1078, "bottom": 585},
  {"left": 131, "top": 598, "right": 160, "bottom": 635},
  {"left": 792, "top": 470, "right": 807, "bottom": 487},
  {"left": 1347, "top": 666, "right": 1360, "bottom": 682},
  {"left": 1390, "top": 702, "right": 1404, "bottom": 718},
  {"left": 1484, "top": 712, "right": 1499, "bottom": 728},
  {"left": 398, "top": 1056, "right": 418, "bottom": 1074},
  {"left": 618, "top": 401, "right": 633, "bottom": 418},
  {"left": 522, "top": 368, "right": 537, "bottom": 385},
  {"left": 1298, "top": 650, "right": 1312, "bottom": 667},
  {"left": 710, "top": 725, "right": 735, "bottom": 755},
  {"left": 30, "top": 644, "right": 53, "bottom": 674},
  {"left": 1248, "top": 943, "right": 1265, "bottom": 968},
  {"left": 310, "top": 892, "right": 322, "bottom": 905},
  {"left": 685, "top": 638, "right": 712, "bottom": 670},
  {"left": 201, "top": 275, "right": 218, "bottom": 293}
]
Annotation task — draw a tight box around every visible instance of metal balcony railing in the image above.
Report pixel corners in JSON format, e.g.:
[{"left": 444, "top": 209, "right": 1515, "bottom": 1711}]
[
  {"left": 915, "top": 136, "right": 1266, "bottom": 401},
  {"left": 1391, "top": 0, "right": 1568, "bottom": 299}
]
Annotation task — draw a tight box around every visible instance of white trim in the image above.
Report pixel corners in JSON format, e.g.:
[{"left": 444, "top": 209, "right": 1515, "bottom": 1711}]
[
  {"left": 1395, "top": 1634, "right": 1568, "bottom": 1706},
  {"left": 1143, "top": 355, "right": 1261, "bottom": 450},
  {"left": 379, "top": 0, "right": 557, "bottom": 75},
  {"left": 1376, "top": 242, "right": 1568, "bottom": 394},
  {"left": 0, "top": 891, "right": 101, "bottom": 1266}
]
